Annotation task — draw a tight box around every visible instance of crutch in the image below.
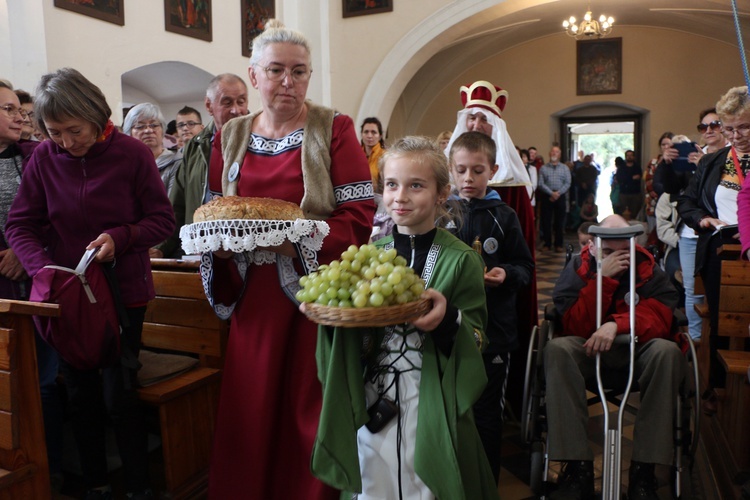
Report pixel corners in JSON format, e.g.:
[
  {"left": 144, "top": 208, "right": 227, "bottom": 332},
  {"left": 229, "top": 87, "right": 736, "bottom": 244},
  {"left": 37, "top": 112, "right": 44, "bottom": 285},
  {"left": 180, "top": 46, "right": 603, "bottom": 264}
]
[{"left": 588, "top": 224, "right": 643, "bottom": 500}]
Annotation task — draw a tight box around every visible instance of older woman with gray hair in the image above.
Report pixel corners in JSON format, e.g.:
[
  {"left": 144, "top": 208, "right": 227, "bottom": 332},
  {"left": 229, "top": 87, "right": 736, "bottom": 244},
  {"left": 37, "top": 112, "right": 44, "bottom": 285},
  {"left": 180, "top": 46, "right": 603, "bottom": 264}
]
[
  {"left": 123, "top": 102, "right": 181, "bottom": 196},
  {"left": 203, "top": 18, "right": 374, "bottom": 500},
  {"left": 678, "top": 85, "right": 750, "bottom": 414}
]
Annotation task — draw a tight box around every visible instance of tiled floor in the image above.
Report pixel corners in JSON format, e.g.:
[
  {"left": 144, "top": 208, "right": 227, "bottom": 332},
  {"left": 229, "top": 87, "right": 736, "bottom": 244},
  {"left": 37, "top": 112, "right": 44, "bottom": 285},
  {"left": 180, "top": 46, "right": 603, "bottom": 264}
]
[{"left": 497, "top": 231, "right": 709, "bottom": 499}]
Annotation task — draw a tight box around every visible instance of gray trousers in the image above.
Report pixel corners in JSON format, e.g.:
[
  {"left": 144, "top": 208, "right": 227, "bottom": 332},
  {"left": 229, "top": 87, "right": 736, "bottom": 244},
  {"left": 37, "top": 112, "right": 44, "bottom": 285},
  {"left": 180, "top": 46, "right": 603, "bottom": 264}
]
[{"left": 543, "top": 336, "right": 685, "bottom": 465}]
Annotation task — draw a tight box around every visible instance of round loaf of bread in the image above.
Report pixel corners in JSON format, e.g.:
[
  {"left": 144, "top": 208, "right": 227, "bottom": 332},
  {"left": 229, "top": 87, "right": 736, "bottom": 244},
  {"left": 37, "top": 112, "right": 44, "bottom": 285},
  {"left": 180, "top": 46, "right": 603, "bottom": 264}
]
[{"left": 193, "top": 196, "right": 304, "bottom": 222}]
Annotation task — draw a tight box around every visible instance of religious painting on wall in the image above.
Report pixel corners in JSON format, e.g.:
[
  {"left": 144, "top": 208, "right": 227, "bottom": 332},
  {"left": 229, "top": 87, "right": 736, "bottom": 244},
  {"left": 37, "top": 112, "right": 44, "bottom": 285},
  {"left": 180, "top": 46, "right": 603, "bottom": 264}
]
[
  {"left": 342, "top": 0, "right": 392, "bottom": 18},
  {"left": 54, "top": 0, "right": 124, "bottom": 26},
  {"left": 164, "top": 0, "right": 212, "bottom": 42},
  {"left": 577, "top": 37, "right": 622, "bottom": 96},
  {"left": 242, "top": 0, "right": 275, "bottom": 58}
]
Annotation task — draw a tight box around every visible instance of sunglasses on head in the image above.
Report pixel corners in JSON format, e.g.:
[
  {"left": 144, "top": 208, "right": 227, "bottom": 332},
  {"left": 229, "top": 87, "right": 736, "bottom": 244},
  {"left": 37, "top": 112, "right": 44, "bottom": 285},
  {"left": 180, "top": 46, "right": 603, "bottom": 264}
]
[{"left": 697, "top": 120, "right": 722, "bottom": 133}]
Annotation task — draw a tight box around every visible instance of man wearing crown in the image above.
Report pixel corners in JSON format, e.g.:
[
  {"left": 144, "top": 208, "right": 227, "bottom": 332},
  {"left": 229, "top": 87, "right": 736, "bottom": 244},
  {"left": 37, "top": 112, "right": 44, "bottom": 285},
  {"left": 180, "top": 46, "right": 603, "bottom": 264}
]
[
  {"left": 444, "top": 79, "right": 538, "bottom": 434},
  {"left": 444, "top": 80, "right": 532, "bottom": 196}
]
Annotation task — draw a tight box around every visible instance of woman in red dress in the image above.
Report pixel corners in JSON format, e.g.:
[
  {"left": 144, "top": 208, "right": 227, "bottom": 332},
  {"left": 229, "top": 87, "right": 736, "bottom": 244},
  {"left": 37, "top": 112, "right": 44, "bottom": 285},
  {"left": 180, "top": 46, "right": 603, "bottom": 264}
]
[{"left": 201, "top": 20, "right": 374, "bottom": 499}]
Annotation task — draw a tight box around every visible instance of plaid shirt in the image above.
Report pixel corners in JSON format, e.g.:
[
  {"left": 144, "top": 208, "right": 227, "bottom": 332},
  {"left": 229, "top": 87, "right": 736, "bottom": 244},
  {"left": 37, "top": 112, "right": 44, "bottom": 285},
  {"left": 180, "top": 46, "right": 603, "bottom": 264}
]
[{"left": 539, "top": 162, "right": 571, "bottom": 195}]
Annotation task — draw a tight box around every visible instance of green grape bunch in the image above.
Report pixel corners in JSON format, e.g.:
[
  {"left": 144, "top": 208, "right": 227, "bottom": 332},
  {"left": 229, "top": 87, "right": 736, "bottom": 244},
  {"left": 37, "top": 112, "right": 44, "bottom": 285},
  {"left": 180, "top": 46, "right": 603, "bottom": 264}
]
[{"left": 296, "top": 244, "right": 426, "bottom": 308}]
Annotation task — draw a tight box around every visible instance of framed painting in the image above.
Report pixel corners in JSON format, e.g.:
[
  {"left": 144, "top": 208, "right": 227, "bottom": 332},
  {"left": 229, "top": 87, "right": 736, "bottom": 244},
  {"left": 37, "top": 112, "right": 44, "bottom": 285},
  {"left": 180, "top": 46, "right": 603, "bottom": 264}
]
[
  {"left": 342, "top": 0, "right": 392, "bottom": 18},
  {"left": 576, "top": 37, "right": 622, "bottom": 96},
  {"left": 242, "top": 0, "right": 275, "bottom": 58},
  {"left": 54, "top": 0, "right": 124, "bottom": 26},
  {"left": 164, "top": 0, "right": 212, "bottom": 42}
]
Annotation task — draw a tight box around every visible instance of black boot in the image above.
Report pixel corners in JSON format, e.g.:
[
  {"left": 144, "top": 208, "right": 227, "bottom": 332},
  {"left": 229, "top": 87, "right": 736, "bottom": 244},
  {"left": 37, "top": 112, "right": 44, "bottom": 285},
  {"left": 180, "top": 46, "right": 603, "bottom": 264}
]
[
  {"left": 550, "top": 460, "right": 595, "bottom": 500},
  {"left": 628, "top": 461, "right": 659, "bottom": 500}
]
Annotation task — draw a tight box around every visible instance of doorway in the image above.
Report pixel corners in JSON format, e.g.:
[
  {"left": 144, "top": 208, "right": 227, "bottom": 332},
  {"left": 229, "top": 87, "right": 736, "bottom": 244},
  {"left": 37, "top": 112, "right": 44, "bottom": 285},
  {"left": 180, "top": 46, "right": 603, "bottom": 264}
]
[{"left": 561, "top": 116, "right": 640, "bottom": 221}]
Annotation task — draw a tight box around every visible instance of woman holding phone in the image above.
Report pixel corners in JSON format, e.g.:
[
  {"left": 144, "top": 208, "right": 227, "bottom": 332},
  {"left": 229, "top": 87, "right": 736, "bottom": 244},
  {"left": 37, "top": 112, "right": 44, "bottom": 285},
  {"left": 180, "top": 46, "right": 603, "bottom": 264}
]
[{"left": 677, "top": 86, "right": 750, "bottom": 415}]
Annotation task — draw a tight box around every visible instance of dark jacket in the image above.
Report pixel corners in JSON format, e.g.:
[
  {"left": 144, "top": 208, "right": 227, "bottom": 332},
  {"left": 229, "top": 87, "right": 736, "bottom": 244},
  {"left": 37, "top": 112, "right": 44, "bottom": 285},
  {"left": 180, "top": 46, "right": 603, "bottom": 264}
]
[
  {"left": 614, "top": 162, "right": 642, "bottom": 194},
  {"left": 676, "top": 146, "right": 730, "bottom": 275},
  {"left": 554, "top": 244, "right": 683, "bottom": 349},
  {"left": 6, "top": 128, "right": 175, "bottom": 305},
  {"left": 156, "top": 121, "right": 215, "bottom": 258},
  {"left": 0, "top": 141, "right": 39, "bottom": 300},
  {"left": 451, "top": 189, "right": 534, "bottom": 353}
]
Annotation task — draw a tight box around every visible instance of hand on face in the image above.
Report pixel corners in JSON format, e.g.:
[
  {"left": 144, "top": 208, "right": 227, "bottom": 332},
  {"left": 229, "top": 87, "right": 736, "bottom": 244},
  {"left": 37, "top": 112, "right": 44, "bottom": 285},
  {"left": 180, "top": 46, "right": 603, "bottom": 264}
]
[{"left": 599, "top": 248, "right": 630, "bottom": 278}]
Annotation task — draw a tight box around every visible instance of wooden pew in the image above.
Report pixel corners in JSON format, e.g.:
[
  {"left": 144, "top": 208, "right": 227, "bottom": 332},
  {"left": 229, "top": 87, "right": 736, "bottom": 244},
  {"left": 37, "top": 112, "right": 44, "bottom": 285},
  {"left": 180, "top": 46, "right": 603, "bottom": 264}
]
[
  {"left": 696, "top": 259, "right": 750, "bottom": 498},
  {"left": 714, "top": 260, "right": 750, "bottom": 471},
  {"left": 137, "top": 260, "right": 228, "bottom": 499},
  {"left": 0, "top": 299, "right": 59, "bottom": 500}
]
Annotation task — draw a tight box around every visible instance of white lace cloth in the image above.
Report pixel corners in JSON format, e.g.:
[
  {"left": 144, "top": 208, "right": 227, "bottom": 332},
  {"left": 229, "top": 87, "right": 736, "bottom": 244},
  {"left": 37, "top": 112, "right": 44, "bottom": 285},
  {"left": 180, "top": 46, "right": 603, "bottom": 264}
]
[{"left": 179, "top": 219, "right": 330, "bottom": 262}]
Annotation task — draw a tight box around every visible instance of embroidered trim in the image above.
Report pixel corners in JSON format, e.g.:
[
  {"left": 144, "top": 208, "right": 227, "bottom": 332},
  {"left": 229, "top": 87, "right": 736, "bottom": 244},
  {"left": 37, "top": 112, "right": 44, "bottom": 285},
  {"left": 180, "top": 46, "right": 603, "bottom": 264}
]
[
  {"left": 334, "top": 181, "right": 374, "bottom": 204},
  {"left": 248, "top": 129, "right": 304, "bottom": 156},
  {"left": 422, "top": 244, "right": 440, "bottom": 287}
]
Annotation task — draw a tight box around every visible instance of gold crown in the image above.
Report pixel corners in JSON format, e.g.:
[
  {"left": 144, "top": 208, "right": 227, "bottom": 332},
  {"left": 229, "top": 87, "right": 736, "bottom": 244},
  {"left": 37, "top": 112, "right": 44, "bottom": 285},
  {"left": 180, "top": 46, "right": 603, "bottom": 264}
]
[{"left": 460, "top": 80, "right": 509, "bottom": 117}]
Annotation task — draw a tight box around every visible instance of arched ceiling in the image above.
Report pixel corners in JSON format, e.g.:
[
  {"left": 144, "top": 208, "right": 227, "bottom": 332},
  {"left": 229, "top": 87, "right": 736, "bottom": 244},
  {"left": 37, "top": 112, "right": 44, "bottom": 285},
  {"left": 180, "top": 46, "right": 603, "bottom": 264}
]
[
  {"left": 121, "top": 61, "right": 214, "bottom": 104},
  {"left": 360, "top": 0, "right": 749, "bottom": 130}
]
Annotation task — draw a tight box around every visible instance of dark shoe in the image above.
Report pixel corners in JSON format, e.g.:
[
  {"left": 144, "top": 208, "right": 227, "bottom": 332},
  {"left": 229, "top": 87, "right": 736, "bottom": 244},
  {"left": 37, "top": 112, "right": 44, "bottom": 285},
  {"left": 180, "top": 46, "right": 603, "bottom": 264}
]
[
  {"left": 628, "top": 461, "right": 659, "bottom": 500},
  {"left": 550, "top": 460, "right": 595, "bottom": 500},
  {"left": 541, "top": 245, "right": 551, "bottom": 252},
  {"left": 84, "top": 487, "right": 113, "bottom": 500},
  {"left": 126, "top": 488, "right": 154, "bottom": 500},
  {"left": 555, "top": 246, "right": 564, "bottom": 253}
]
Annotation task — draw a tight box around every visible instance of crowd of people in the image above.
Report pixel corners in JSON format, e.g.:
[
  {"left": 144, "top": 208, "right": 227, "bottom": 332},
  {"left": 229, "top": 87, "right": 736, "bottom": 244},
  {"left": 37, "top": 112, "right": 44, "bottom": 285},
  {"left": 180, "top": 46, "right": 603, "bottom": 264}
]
[{"left": 3, "top": 16, "right": 750, "bottom": 500}]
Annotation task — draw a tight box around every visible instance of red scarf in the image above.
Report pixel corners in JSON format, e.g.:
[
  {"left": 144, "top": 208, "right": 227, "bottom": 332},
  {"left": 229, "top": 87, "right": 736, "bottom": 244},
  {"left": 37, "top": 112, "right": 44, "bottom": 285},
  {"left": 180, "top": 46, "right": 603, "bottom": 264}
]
[{"left": 97, "top": 120, "right": 115, "bottom": 143}]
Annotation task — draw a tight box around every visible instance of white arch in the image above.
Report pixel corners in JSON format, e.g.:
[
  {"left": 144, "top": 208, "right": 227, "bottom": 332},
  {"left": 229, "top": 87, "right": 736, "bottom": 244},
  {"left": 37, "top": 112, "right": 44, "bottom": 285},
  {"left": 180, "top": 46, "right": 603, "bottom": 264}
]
[{"left": 355, "top": 0, "right": 523, "bottom": 130}]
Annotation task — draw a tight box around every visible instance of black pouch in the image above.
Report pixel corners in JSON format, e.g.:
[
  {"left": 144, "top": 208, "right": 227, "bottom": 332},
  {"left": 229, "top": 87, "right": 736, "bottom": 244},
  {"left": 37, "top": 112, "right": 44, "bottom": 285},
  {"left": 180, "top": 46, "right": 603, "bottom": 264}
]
[{"left": 365, "top": 397, "right": 399, "bottom": 433}]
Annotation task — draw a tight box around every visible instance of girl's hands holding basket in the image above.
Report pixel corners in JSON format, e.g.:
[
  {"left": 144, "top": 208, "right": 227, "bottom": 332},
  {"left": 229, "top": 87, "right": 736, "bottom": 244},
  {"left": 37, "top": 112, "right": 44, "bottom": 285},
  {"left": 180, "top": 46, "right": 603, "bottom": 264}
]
[{"left": 412, "top": 288, "right": 447, "bottom": 332}]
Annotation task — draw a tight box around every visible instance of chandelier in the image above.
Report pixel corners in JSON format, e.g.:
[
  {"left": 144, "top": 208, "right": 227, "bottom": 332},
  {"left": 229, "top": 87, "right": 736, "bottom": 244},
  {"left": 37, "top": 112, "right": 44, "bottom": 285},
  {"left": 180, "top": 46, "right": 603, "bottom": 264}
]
[{"left": 562, "top": 7, "right": 615, "bottom": 39}]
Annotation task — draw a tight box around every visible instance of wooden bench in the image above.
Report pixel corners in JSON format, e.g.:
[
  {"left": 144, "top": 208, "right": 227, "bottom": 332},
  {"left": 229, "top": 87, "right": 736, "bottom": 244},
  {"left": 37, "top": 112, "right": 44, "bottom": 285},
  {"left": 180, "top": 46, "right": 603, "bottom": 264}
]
[
  {"left": 138, "top": 260, "right": 228, "bottom": 499},
  {"left": 694, "top": 259, "right": 750, "bottom": 497},
  {"left": 0, "top": 299, "right": 59, "bottom": 500},
  {"left": 714, "top": 260, "right": 750, "bottom": 471}
]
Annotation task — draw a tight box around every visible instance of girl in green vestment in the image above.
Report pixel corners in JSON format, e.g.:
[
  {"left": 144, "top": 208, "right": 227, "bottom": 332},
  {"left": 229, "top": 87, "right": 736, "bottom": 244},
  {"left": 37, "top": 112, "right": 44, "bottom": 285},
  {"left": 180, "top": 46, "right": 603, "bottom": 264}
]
[{"left": 312, "top": 136, "right": 499, "bottom": 500}]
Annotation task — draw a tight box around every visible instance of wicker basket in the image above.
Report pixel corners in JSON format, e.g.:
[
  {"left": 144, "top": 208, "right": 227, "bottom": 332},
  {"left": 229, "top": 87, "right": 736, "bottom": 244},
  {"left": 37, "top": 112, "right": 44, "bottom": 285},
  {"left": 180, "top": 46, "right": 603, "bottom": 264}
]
[{"left": 304, "top": 298, "right": 432, "bottom": 327}]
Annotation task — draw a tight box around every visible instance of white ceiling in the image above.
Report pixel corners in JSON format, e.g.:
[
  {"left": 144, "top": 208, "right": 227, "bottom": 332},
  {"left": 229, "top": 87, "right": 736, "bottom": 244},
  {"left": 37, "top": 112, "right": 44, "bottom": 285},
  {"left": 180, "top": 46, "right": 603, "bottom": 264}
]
[{"left": 119, "top": 1, "right": 749, "bottom": 110}]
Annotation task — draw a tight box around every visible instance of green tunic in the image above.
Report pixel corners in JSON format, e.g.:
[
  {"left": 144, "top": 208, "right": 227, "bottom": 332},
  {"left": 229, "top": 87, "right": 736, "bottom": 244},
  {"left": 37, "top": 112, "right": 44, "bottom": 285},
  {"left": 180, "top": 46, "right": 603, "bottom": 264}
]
[{"left": 311, "top": 228, "right": 499, "bottom": 499}]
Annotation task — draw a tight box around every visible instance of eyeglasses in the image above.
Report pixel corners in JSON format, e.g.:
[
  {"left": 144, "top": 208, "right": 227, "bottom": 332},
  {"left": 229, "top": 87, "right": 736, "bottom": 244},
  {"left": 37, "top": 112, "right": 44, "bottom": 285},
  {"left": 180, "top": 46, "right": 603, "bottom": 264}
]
[
  {"left": 0, "top": 105, "right": 25, "bottom": 118},
  {"left": 258, "top": 64, "right": 312, "bottom": 83},
  {"left": 132, "top": 123, "right": 162, "bottom": 131},
  {"left": 723, "top": 123, "right": 750, "bottom": 137},
  {"left": 176, "top": 120, "right": 201, "bottom": 129},
  {"left": 697, "top": 120, "right": 722, "bottom": 133}
]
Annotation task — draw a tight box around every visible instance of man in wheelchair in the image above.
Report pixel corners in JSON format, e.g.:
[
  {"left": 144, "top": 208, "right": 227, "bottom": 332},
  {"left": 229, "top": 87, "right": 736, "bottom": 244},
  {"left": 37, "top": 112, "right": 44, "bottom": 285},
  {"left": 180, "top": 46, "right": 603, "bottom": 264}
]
[{"left": 545, "top": 215, "right": 686, "bottom": 500}]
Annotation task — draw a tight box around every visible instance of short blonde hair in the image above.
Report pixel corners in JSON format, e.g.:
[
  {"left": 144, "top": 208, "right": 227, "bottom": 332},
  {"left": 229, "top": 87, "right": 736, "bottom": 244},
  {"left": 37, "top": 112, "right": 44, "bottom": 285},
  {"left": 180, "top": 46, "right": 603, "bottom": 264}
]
[{"left": 716, "top": 86, "right": 750, "bottom": 121}]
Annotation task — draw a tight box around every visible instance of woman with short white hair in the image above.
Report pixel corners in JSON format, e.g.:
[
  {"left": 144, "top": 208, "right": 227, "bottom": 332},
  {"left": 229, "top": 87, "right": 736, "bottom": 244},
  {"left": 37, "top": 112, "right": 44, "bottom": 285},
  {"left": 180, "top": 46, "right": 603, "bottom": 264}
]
[{"left": 123, "top": 102, "right": 181, "bottom": 196}]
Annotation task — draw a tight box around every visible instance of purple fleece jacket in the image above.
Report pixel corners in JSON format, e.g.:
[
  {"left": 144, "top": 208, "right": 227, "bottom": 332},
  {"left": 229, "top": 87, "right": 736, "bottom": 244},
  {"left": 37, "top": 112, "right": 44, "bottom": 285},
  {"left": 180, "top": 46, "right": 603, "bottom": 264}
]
[{"left": 6, "top": 128, "right": 175, "bottom": 305}]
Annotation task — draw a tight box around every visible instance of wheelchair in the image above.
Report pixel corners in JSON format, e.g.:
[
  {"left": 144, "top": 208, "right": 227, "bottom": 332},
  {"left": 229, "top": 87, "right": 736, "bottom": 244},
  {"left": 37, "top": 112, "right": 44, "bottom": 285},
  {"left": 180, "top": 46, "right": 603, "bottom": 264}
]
[{"left": 521, "top": 247, "right": 700, "bottom": 499}]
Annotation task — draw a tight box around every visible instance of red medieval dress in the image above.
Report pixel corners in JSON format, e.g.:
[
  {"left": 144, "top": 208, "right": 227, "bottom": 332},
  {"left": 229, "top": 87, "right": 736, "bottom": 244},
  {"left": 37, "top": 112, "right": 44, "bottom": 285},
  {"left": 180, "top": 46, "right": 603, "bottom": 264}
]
[{"left": 205, "top": 114, "right": 374, "bottom": 499}]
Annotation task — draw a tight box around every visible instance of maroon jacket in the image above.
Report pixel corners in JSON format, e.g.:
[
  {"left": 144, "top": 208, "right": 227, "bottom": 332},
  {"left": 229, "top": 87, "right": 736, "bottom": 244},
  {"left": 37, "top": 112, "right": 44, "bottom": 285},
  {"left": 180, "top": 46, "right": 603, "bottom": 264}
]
[{"left": 6, "top": 129, "right": 174, "bottom": 306}]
